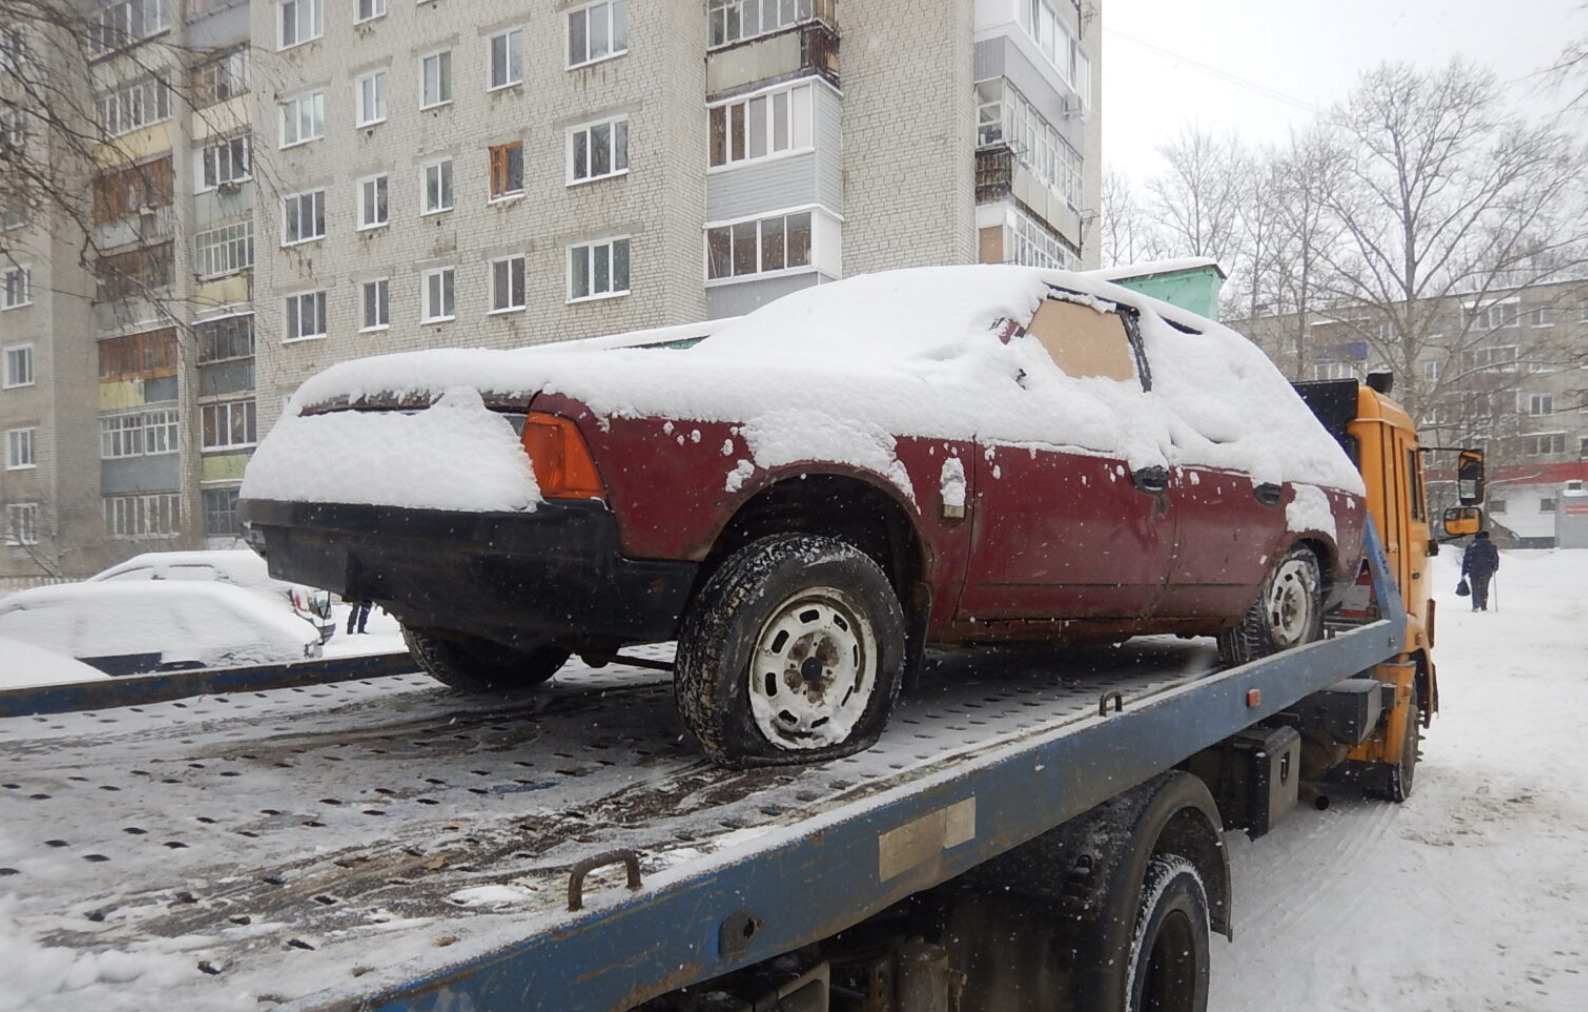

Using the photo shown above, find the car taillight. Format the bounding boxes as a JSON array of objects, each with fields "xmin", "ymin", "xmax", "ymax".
[{"xmin": 520, "ymin": 412, "xmax": 605, "ymax": 499}]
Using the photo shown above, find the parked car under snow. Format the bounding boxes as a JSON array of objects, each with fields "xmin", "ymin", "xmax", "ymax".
[
  {"xmin": 0, "ymin": 582, "xmax": 323, "ymax": 675},
  {"xmin": 88, "ymin": 549, "xmax": 336, "ymax": 642},
  {"xmin": 240, "ymin": 265, "xmax": 1366, "ymax": 766}
]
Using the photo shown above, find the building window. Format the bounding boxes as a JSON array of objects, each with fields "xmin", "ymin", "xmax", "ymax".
[
  {"xmin": 570, "ymin": 117, "xmax": 629, "ymax": 183},
  {"xmin": 707, "ymin": 211, "xmax": 812, "ymax": 280},
  {"xmin": 490, "ymin": 255, "xmax": 526, "ymax": 312},
  {"xmin": 1015, "ymin": 0, "xmax": 1083, "ymax": 89},
  {"xmin": 199, "ymin": 135, "xmax": 250, "ymax": 191},
  {"xmin": 93, "ymin": 159, "xmax": 174, "ymax": 223},
  {"xmin": 3, "ymin": 344, "xmax": 33, "ymax": 388},
  {"xmin": 489, "ymin": 142, "xmax": 525, "ymax": 199},
  {"xmin": 2, "ymin": 265, "xmax": 30, "ymax": 308},
  {"xmin": 194, "ymin": 221, "xmax": 254, "ymax": 278},
  {"xmin": 356, "ymin": 0, "xmax": 387, "ymax": 23},
  {"xmin": 1541, "ymin": 498, "xmax": 1557, "ymax": 513},
  {"xmin": 96, "ymin": 77, "xmax": 171, "ymax": 137},
  {"xmin": 977, "ymin": 81, "xmax": 1083, "ymax": 210},
  {"xmin": 708, "ymin": 0, "xmax": 819, "ymax": 48},
  {"xmin": 282, "ymin": 190, "xmax": 326, "ymax": 245},
  {"xmin": 96, "ymin": 243, "xmax": 174, "ymax": 302},
  {"xmin": 423, "ymin": 159, "xmax": 454, "ymax": 213},
  {"xmin": 490, "ymin": 29, "xmax": 524, "ymax": 89},
  {"xmin": 357, "ymin": 70, "xmax": 388, "ymax": 126},
  {"xmin": 5, "ymin": 503, "xmax": 38, "ymax": 545},
  {"xmin": 90, "ymin": 0, "xmax": 170, "ymax": 56},
  {"xmin": 1527, "ymin": 393, "xmax": 1554, "ymax": 416},
  {"xmin": 359, "ymin": 174, "xmax": 389, "ymax": 229},
  {"xmin": 1489, "ymin": 500, "xmax": 1507, "ymax": 515},
  {"xmin": 1467, "ymin": 299, "xmax": 1520, "ymax": 331},
  {"xmin": 1010, "ymin": 205, "xmax": 1077, "ymax": 269},
  {"xmin": 196, "ymin": 314, "xmax": 255, "ymax": 363},
  {"xmin": 1521, "ymin": 433, "xmax": 1567, "ymax": 456},
  {"xmin": 421, "ymin": 50, "xmax": 453, "ymax": 108},
  {"xmin": 1531, "ymin": 307, "xmax": 1553, "ymax": 327},
  {"xmin": 285, "ymin": 291, "xmax": 327, "ymax": 341},
  {"xmin": 569, "ymin": 238, "xmax": 630, "ymax": 301},
  {"xmin": 1581, "ymin": 437, "xmax": 1588, "ymax": 457},
  {"xmin": 568, "ymin": 0, "xmax": 628, "ymax": 68},
  {"xmin": 192, "ymin": 47, "xmax": 248, "ymax": 108},
  {"xmin": 2, "ymin": 194, "xmax": 27, "ymax": 231},
  {"xmin": 279, "ymin": 0, "xmax": 323, "ymax": 50},
  {"xmin": 105, "ymin": 493, "xmax": 180, "ymax": 539},
  {"xmin": 201, "ymin": 399, "xmax": 257, "ymax": 450},
  {"xmin": 0, "ymin": 25, "xmax": 24, "ymax": 72},
  {"xmin": 101, "ymin": 410, "xmax": 178, "ymax": 459},
  {"xmin": 280, "ymin": 92, "xmax": 325, "ymax": 147},
  {"xmin": 422, "ymin": 267, "xmax": 456, "ymax": 321},
  {"xmin": 203, "ymin": 488, "xmax": 240, "ymax": 537},
  {"xmin": 5, "ymin": 427, "xmax": 35, "ymax": 469},
  {"xmin": 98, "ymin": 329, "xmax": 176, "ymax": 381},
  {"xmin": 361, "ymin": 278, "xmax": 390, "ymax": 330},
  {"xmin": 1462, "ymin": 345, "xmax": 1518, "ymax": 373},
  {"xmin": 709, "ymin": 82, "xmax": 812, "ymax": 168}
]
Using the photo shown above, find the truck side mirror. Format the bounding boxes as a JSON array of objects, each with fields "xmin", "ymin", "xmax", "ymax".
[
  {"xmin": 1457, "ymin": 450, "xmax": 1485, "ymax": 506},
  {"xmin": 1443, "ymin": 506, "xmax": 1483, "ymax": 538}
]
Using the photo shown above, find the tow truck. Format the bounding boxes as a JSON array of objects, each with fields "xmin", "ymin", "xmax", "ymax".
[{"xmin": 0, "ymin": 377, "xmax": 1480, "ymax": 1012}]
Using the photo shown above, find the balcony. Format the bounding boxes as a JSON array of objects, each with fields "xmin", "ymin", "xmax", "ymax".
[
  {"xmin": 976, "ymin": 143, "xmax": 1083, "ymax": 248},
  {"xmin": 707, "ymin": 16, "xmax": 840, "ymax": 97}
]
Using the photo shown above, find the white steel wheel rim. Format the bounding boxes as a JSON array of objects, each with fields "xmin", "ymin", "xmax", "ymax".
[
  {"xmin": 1265, "ymin": 557, "xmax": 1318, "ymax": 648},
  {"xmin": 747, "ymin": 586, "xmax": 877, "ymax": 750}
]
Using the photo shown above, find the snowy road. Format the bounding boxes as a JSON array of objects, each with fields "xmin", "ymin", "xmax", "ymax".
[{"xmin": 1211, "ymin": 548, "xmax": 1588, "ymax": 1011}]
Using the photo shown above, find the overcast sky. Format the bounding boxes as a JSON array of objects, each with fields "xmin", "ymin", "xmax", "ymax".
[{"xmin": 1101, "ymin": 0, "xmax": 1587, "ymax": 178}]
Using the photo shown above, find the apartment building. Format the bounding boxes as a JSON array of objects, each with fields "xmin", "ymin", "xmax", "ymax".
[
  {"xmin": 1238, "ymin": 280, "xmax": 1588, "ymax": 546},
  {"xmin": 0, "ymin": 0, "xmax": 1100, "ymax": 584}
]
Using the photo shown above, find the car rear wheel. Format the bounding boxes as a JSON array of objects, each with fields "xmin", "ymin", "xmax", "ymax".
[
  {"xmin": 402, "ymin": 626, "xmax": 571, "ymax": 692},
  {"xmin": 1217, "ymin": 545, "xmax": 1323, "ymax": 666},
  {"xmin": 675, "ymin": 534, "xmax": 906, "ymax": 767}
]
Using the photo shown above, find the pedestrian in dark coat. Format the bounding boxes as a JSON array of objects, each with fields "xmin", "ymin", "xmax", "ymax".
[
  {"xmin": 1461, "ymin": 531, "xmax": 1500, "ymax": 611},
  {"xmin": 346, "ymin": 598, "xmax": 373, "ymax": 634}
]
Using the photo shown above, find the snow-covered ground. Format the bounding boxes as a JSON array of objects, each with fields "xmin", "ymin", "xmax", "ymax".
[{"xmin": 1211, "ymin": 547, "xmax": 1588, "ymax": 1010}]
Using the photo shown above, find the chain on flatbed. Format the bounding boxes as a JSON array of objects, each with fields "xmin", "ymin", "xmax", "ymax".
[{"xmin": 1, "ymin": 638, "xmax": 1215, "ymax": 1011}]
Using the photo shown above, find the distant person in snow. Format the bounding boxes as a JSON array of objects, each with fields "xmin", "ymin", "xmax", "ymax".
[
  {"xmin": 346, "ymin": 598, "xmax": 372, "ymax": 634},
  {"xmin": 1461, "ymin": 531, "xmax": 1500, "ymax": 611}
]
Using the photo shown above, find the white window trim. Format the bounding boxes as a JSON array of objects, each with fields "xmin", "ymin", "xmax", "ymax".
[
  {"xmin": 707, "ymin": 79, "xmax": 816, "ymax": 173},
  {"xmin": 2, "ymin": 343, "xmax": 34, "ymax": 388},
  {"xmin": 283, "ymin": 290, "xmax": 328, "ymax": 343},
  {"xmin": 355, "ymin": 0, "xmax": 387, "ymax": 24},
  {"xmin": 488, "ymin": 28, "xmax": 525, "ymax": 91},
  {"xmin": 281, "ymin": 189, "xmax": 327, "ymax": 247},
  {"xmin": 357, "ymin": 174, "xmax": 389, "ymax": 231},
  {"xmin": 356, "ymin": 69, "xmax": 388, "ymax": 127},
  {"xmin": 567, "ymin": 236, "xmax": 632, "ymax": 303},
  {"xmin": 200, "ymin": 398, "xmax": 257, "ymax": 451},
  {"xmin": 360, "ymin": 277, "xmax": 391, "ymax": 332},
  {"xmin": 278, "ymin": 0, "xmax": 324, "ymax": 52},
  {"xmin": 566, "ymin": 115, "xmax": 631, "ymax": 186},
  {"xmin": 279, "ymin": 91, "xmax": 325, "ymax": 149},
  {"xmin": 567, "ymin": 0, "xmax": 629, "ymax": 69},
  {"xmin": 5, "ymin": 427, "xmax": 36, "ymax": 470},
  {"xmin": 421, "ymin": 266, "xmax": 456, "ymax": 322},
  {"xmin": 2, "ymin": 264, "xmax": 31, "ymax": 309},
  {"xmin": 197, "ymin": 134, "xmax": 251, "ymax": 193},
  {"xmin": 420, "ymin": 49, "xmax": 453, "ymax": 110},
  {"xmin": 5, "ymin": 502, "xmax": 39, "ymax": 546},
  {"xmin": 421, "ymin": 159, "xmax": 454, "ymax": 215},
  {"xmin": 489, "ymin": 255, "xmax": 527, "ymax": 314},
  {"xmin": 704, "ymin": 207, "xmax": 820, "ymax": 285}
]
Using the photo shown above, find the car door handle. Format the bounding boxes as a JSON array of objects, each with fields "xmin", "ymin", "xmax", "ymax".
[
  {"xmin": 1254, "ymin": 483, "xmax": 1283, "ymax": 507},
  {"xmin": 1132, "ymin": 466, "xmax": 1169, "ymax": 495}
]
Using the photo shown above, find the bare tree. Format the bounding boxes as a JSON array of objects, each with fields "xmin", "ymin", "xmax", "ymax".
[
  {"xmin": 1098, "ymin": 166, "xmax": 1166, "ymax": 267},
  {"xmin": 1145, "ymin": 126, "xmax": 1251, "ymax": 272},
  {"xmin": 1316, "ymin": 59, "xmax": 1588, "ymax": 431}
]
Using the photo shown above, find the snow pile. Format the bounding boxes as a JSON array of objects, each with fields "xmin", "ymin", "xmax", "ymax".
[
  {"xmin": 243, "ymin": 265, "xmax": 1362, "ymax": 512},
  {"xmin": 0, "ymin": 897, "xmax": 202, "ymax": 1012},
  {"xmin": 0, "ymin": 637, "xmax": 110, "ymax": 689},
  {"xmin": 1285, "ymin": 484, "xmax": 1338, "ymax": 541}
]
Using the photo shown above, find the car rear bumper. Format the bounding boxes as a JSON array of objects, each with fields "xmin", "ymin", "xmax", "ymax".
[{"xmin": 239, "ymin": 499, "xmax": 698, "ymax": 650}]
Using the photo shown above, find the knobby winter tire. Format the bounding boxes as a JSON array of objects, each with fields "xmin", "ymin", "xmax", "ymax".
[
  {"xmin": 402, "ymin": 626, "xmax": 571, "ymax": 692},
  {"xmin": 675, "ymin": 534, "xmax": 906, "ymax": 768},
  {"xmin": 1217, "ymin": 544, "xmax": 1323, "ymax": 666}
]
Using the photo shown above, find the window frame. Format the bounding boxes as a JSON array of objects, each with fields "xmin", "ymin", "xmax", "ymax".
[
  {"xmin": 568, "ymin": 236, "xmax": 631, "ymax": 302},
  {"xmin": 5, "ymin": 502, "xmax": 38, "ymax": 546},
  {"xmin": 199, "ymin": 134, "xmax": 251, "ymax": 191},
  {"xmin": 200, "ymin": 398, "xmax": 258, "ymax": 451},
  {"xmin": 2, "ymin": 264, "xmax": 31, "ymax": 309},
  {"xmin": 421, "ymin": 266, "xmax": 457, "ymax": 322},
  {"xmin": 356, "ymin": 69, "xmax": 389, "ymax": 127},
  {"xmin": 361, "ymin": 277, "xmax": 391, "ymax": 331},
  {"xmin": 356, "ymin": 0, "xmax": 387, "ymax": 24},
  {"xmin": 279, "ymin": 0, "xmax": 323, "ymax": 51},
  {"xmin": 708, "ymin": 81, "xmax": 813, "ymax": 170},
  {"xmin": 281, "ymin": 189, "xmax": 327, "ymax": 246},
  {"xmin": 489, "ymin": 28, "xmax": 524, "ymax": 90},
  {"xmin": 567, "ymin": 0, "xmax": 629, "ymax": 69},
  {"xmin": 2, "ymin": 343, "xmax": 33, "ymax": 388},
  {"xmin": 104, "ymin": 492, "xmax": 181, "ymax": 539},
  {"xmin": 489, "ymin": 142, "xmax": 525, "ymax": 200},
  {"xmin": 193, "ymin": 220, "xmax": 254, "ymax": 279},
  {"xmin": 279, "ymin": 91, "xmax": 325, "ymax": 148},
  {"xmin": 568, "ymin": 115, "xmax": 630, "ymax": 185},
  {"xmin": 705, "ymin": 209, "xmax": 814, "ymax": 282},
  {"xmin": 284, "ymin": 290, "xmax": 328, "ymax": 342},
  {"xmin": 5, "ymin": 426, "xmax": 36, "ymax": 470},
  {"xmin": 422, "ymin": 158, "xmax": 455, "ymax": 214},
  {"xmin": 420, "ymin": 49, "xmax": 454, "ymax": 109},
  {"xmin": 490, "ymin": 255, "xmax": 526, "ymax": 313},
  {"xmin": 358, "ymin": 174, "xmax": 390, "ymax": 230}
]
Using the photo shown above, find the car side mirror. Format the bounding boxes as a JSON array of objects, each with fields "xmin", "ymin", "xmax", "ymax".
[{"xmin": 1443, "ymin": 506, "xmax": 1483, "ymax": 538}]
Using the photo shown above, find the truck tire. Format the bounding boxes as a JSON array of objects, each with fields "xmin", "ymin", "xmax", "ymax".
[
  {"xmin": 1217, "ymin": 545, "xmax": 1323, "ymax": 666},
  {"xmin": 675, "ymin": 534, "xmax": 906, "ymax": 767},
  {"xmin": 1123, "ymin": 855, "xmax": 1211, "ymax": 1012},
  {"xmin": 402, "ymin": 626, "xmax": 571, "ymax": 692},
  {"xmin": 1368, "ymin": 686, "xmax": 1422, "ymax": 803}
]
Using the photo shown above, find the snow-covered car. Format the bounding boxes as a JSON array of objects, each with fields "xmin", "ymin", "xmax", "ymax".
[
  {"xmin": 0, "ymin": 636, "xmax": 114, "ymax": 689},
  {"xmin": 240, "ymin": 265, "xmax": 1366, "ymax": 766},
  {"xmin": 0, "ymin": 582, "xmax": 323, "ymax": 675},
  {"xmin": 88, "ymin": 549, "xmax": 336, "ymax": 642}
]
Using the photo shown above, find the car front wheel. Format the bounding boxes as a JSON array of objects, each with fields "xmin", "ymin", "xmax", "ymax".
[
  {"xmin": 402, "ymin": 626, "xmax": 571, "ymax": 692},
  {"xmin": 1217, "ymin": 545, "xmax": 1323, "ymax": 666},
  {"xmin": 675, "ymin": 534, "xmax": 906, "ymax": 767}
]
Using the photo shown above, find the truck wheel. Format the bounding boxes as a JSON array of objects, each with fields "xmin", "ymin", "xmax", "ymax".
[
  {"xmin": 402, "ymin": 626, "xmax": 571, "ymax": 692},
  {"xmin": 675, "ymin": 534, "xmax": 906, "ymax": 767},
  {"xmin": 1217, "ymin": 545, "xmax": 1322, "ymax": 666},
  {"xmin": 1124, "ymin": 855, "xmax": 1211, "ymax": 1012},
  {"xmin": 1369, "ymin": 687, "xmax": 1422, "ymax": 803}
]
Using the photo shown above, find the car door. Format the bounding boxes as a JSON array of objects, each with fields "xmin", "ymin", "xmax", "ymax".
[
  {"xmin": 957, "ymin": 296, "xmax": 1177, "ymax": 622},
  {"xmin": 1152, "ymin": 465, "xmax": 1289, "ymax": 618}
]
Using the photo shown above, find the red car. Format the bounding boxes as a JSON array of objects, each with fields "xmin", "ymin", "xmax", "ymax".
[{"xmin": 241, "ymin": 266, "xmax": 1365, "ymax": 766}]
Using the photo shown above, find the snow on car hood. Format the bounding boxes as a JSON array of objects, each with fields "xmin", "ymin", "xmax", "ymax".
[{"xmin": 242, "ymin": 266, "xmax": 1364, "ymax": 512}]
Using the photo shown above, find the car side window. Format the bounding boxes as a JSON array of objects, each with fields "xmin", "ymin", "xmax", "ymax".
[{"xmin": 1025, "ymin": 297, "xmax": 1145, "ymax": 389}]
